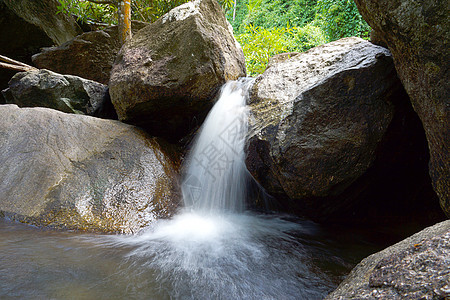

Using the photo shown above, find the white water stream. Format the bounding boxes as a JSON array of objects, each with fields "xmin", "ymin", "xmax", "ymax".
[
  {"xmin": 182, "ymin": 78, "xmax": 253, "ymax": 212},
  {"xmin": 106, "ymin": 79, "xmax": 337, "ymax": 298},
  {"xmin": 0, "ymin": 80, "xmax": 375, "ymax": 299}
]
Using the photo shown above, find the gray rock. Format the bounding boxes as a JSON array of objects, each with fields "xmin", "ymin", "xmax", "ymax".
[
  {"xmin": 32, "ymin": 21, "xmax": 149, "ymax": 84},
  {"xmin": 353, "ymin": 0, "xmax": 450, "ymax": 217},
  {"xmin": 246, "ymin": 37, "xmax": 398, "ymax": 218},
  {"xmin": 0, "ymin": 1, "xmax": 53, "ymax": 91},
  {"xmin": 109, "ymin": 0, "xmax": 246, "ymax": 142},
  {"xmin": 2, "ymin": 69, "xmax": 110, "ymax": 116},
  {"xmin": 0, "ymin": 105, "xmax": 180, "ymax": 233},
  {"xmin": 1, "ymin": 0, "xmax": 81, "ymax": 46},
  {"xmin": 326, "ymin": 220, "xmax": 450, "ymax": 299}
]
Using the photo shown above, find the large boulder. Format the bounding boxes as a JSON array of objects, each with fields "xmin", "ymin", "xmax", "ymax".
[
  {"xmin": 0, "ymin": 2, "xmax": 50, "ymax": 91},
  {"xmin": 0, "ymin": 105, "xmax": 180, "ymax": 233},
  {"xmin": 353, "ymin": 0, "xmax": 450, "ymax": 217},
  {"xmin": 2, "ymin": 69, "xmax": 116, "ymax": 118},
  {"xmin": 1, "ymin": 0, "xmax": 81, "ymax": 46},
  {"xmin": 109, "ymin": 0, "xmax": 246, "ymax": 142},
  {"xmin": 32, "ymin": 21, "xmax": 149, "ymax": 85},
  {"xmin": 0, "ymin": 0, "xmax": 81, "ymax": 91},
  {"xmin": 246, "ymin": 37, "xmax": 398, "ymax": 219},
  {"xmin": 326, "ymin": 220, "xmax": 450, "ymax": 299}
]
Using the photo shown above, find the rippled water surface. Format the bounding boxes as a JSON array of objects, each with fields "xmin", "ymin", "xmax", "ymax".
[{"xmin": 0, "ymin": 211, "xmax": 394, "ymax": 300}]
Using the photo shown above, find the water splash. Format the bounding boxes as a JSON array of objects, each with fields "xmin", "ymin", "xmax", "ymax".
[{"xmin": 181, "ymin": 78, "xmax": 254, "ymax": 213}]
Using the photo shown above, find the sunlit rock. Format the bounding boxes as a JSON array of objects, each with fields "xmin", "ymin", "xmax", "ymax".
[
  {"xmin": 0, "ymin": 105, "xmax": 180, "ymax": 233},
  {"xmin": 246, "ymin": 37, "xmax": 398, "ymax": 219},
  {"xmin": 109, "ymin": 0, "xmax": 246, "ymax": 142}
]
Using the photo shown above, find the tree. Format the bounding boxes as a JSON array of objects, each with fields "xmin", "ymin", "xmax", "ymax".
[
  {"xmin": 118, "ymin": 0, "xmax": 132, "ymax": 44},
  {"xmin": 57, "ymin": 0, "xmax": 132, "ymax": 44}
]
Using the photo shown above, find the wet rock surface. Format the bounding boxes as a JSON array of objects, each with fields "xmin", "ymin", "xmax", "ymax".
[
  {"xmin": 246, "ymin": 37, "xmax": 398, "ymax": 218},
  {"xmin": 2, "ymin": 69, "xmax": 114, "ymax": 118},
  {"xmin": 32, "ymin": 21, "xmax": 148, "ymax": 85},
  {"xmin": 109, "ymin": 0, "xmax": 246, "ymax": 142},
  {"xmin": 353, "ymin": 0, "xmax": 450, "ymax": 217},
  {"xmin": 0, "ymin": 105, "xmax": 180, "ymax": 233},
  {"xmin": 327, "ymin": 220, "xmax": 450, "ymax": 299}
]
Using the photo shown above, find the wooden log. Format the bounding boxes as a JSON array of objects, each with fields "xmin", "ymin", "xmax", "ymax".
[
  {"xmin": 0, "ymin": 55, "xmax": 35, "ymax": 69},
  {"xmin": 0, "ymin": 62, "xmax": 36, "ymax": 72}
]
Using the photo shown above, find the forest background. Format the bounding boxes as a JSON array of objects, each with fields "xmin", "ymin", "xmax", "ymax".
[{"xmin": 57, "ymin": 0, "xmax": 370, "ymax": 75}]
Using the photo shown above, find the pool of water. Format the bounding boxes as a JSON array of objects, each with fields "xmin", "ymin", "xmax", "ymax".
[{"xmin": 0, "ymin": 210, "xmax": 398, "ymax": 300}]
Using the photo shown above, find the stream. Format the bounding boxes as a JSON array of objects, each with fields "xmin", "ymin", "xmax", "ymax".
[{"xmin": 0, "ymin": 79, "xmax": 420, "ymax": 299}]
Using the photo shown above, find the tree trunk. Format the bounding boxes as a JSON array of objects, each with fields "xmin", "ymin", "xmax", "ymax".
[{"xmin": 118, "ymin": 0, "xmax": 132, "ymax": 45}]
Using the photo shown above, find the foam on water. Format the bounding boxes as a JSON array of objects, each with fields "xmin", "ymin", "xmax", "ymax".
[
  {"xmin": 0, "ymin": 80, "xmax": 385, "ymax": 299},
  {"xmin": 100, "ymin": 79, "xmax": 334, "ymax": 298}
]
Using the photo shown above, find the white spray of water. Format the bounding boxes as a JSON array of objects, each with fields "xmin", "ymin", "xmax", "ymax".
[
  {"xmin": 97, "ymin": 79, "xmax": 333, "ymax": 298},
  {"xmin": 181, "ymin": 78, "xmax": 254, "ymax": 213}
]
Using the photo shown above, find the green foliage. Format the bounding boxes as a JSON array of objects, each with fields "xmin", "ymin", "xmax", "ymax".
[
  {"xmin": 57, "ymin": 0, "xmax": 371, "ymax": 77},
  {"xmin": 315, "ymin": 0, "xmax": 369, "ymax": 40},
  {"xmin": 130, "ymin": 0, "xmax": 191, "ymax": 23},
  {"xmin": 57, "ymin": 0, "xmax": 233, "ymax": 25},
  {"xmin": 236, "ymin": 24, "xmax": 326, "ymax": 75},
  {"xmin": 229, "ymin": 0, "xmax": 370, "ymax": 75},
  {"xmin": 57, "ymin": 0, "xmax": 117, "ymax": 25},
  {"xmin": 243, "ymin": 0, "xmax": 317, "ymax": 30}
]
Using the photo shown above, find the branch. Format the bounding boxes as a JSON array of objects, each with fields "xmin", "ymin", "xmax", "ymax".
[
  {"xmin": 0, "ymin": 62, "xmax": 37, "ymax": 72},
  {"xmin": 0, "ymin": 55, "xmax": 35, "ymax": 69},
  {"xmin": 85, "ymin": 0, "xmax": 118, "ymax": 7}
]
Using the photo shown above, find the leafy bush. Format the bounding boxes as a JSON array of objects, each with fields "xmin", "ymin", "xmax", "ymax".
[
  {"xmin": 236, "ymin": 24, "xmax": 326, "ymax": 75},
  {"xmin": 57, "ymin": 0, "xmax": 117, "ymax": 25},
  {"xmin": 57, "ymin": 0, "xmax": 234, "ymax": 25},
  {"xmin": 242, "ymin": 0, "xmax": 317, "ymax": 30},
  {"xmin": 315, "ymin": 0, "xmax": 370, "ymax": 40}
]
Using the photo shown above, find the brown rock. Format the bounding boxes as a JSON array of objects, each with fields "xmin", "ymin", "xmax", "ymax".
[
  {"xmin": 32, "ymin": 21, "xmax": 148, "ymax": 85},
  {"xmin": 109, "ymin": 0, "xmax": 246, "ymax": 142},
  {"xmin": 246, "ymin": 38, "xmax": 397, "ymax": 219}
]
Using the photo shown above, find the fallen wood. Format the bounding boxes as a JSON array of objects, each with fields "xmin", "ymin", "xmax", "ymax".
[
  {"xmin": 0, "ymin": 54, "xmax": 36, "ymax": 69},
  {"xmin": 0, "ymin": 62, "xmax": 36, "ymax": 72}
]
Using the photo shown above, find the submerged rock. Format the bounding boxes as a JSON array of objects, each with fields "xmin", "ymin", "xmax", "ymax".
[
  {"xmin": 0, "ymin": 105, "xmax": 180, "ymax": 233},
  {"xmin": 353, "ymin": 0, "xmax": 450, "ymax": 217},
  {"xmin": 246, "ymin": 37, "xmax": 398, "ymax": 218},
  {"xmin": 32, "ymin": 21, "xmax": 148, "ymax": 84},
  {"xmin": 109, "ymin": 0, "xmax": 246, "ymax": 142},
  {"xmin": 2, "ymin": 69, "xmax": 115, "ymax": 118},
  {"xmin": 326, "ymin": 220, "xmax": 450, "ymax": 299}
]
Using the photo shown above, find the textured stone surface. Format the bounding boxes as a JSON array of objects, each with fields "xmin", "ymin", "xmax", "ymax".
[
  {"xmin": 32, "ymin": 21, "xmax": 148, "ymax": 84},
  {"xmin": 1, "ymin": 0, "xmax": 81, "ymax": 45},
  {"xmin": 0, "ymin": 1, "xmax": 53, "ymax": 91},
  {"xmin": 353, "ymin": 0, "xmax": 450, "ymax": 217},
  {"xmin": 246, "ymin": 37, "xmax": 397, "ymax": 218},
  {"xmin": 0, "ymin": 105, "xmax": 180, "ymax": 233},
  {"xmin": 326, "ymin": 220, "xmax": 450, "ymax": 299},
  {"xmin": 109, "ymin": 0, "xmax": 246, "ymax": 142},
  {"xmin": 2, "ymin": 69, "xmax": 112, "ymax": 117}
]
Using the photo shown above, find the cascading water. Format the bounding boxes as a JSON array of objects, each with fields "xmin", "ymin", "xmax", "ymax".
[
  {"xmin": 182, "ymin": 78, "xmax": 253, "ymax": 213},
  {"xmin": 0, "ymin": 79, "xmax": 372, "ymax": 300}
]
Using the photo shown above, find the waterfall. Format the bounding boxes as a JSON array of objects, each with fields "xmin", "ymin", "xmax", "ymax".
[{"xmin": 181, "ymin": 78, "xmax": 254, "ymax": 213}]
